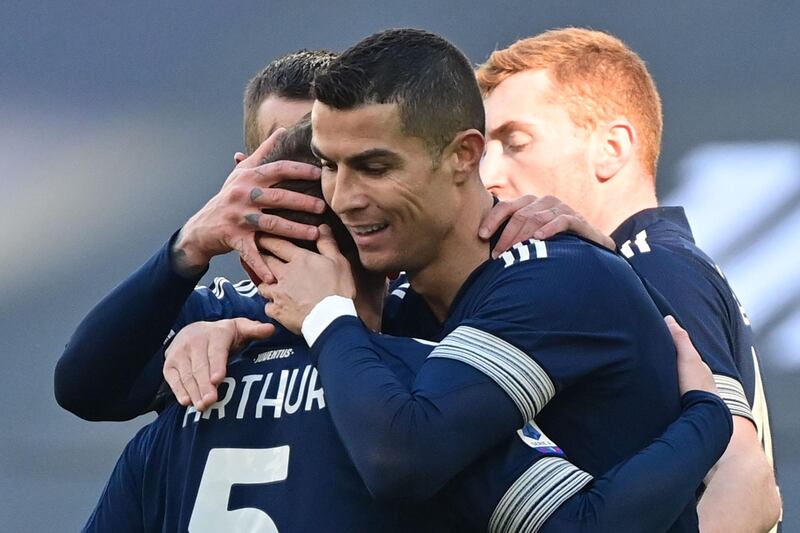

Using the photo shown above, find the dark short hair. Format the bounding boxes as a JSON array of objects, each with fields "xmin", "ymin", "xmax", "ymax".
[
  {"xmin": 260, "ymin": 118, "xmax": 356, "ymax": 258},
  {"xmin": 312, "ymin": 28, "xmax": 484, "ymax": 159},
  {"xmin": 244, "ymin": 50, "xmax": 338, "ymax": 153}
]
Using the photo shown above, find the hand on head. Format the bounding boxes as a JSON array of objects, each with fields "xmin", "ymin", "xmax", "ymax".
[{"xmin": 175, "ymin": 127, "xmax": 323, "ymax": 282}]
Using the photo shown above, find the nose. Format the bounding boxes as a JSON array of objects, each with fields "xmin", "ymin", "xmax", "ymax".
[
  {"xmin": 479, "ymin": 140, "xmax": 508, "ymax": 193},
  {"xmin": 325, "ymin": 166, "xmax": 369, "ymax": 216}
]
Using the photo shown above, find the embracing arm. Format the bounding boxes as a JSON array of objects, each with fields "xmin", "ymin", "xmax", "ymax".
[
  {"xmin": 304, "ymin": 302, "xmax": 521, "ymax": 501},
  {"xmin": 697, "ymin": 416, "xmax": 781, "ymax": 533},
  {"xmin": 509, "ymin": 317, "xmax": 733, "ymax": 532},
  {"xmin": 55, "ymin": 132, "xmax": 322, "ymax": 421},
  {"xmin": 529, "ymin": 390, "xmax": 732, "ymax": 533},
  {"xmin": 54, "ymin": 235, "xmax": 205, "ymax": 421}
]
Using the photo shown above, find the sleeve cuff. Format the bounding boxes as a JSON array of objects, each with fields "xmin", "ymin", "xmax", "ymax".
[{"xmin": 301, "ymin": 295, "xmax": 357, "ymax": 347}]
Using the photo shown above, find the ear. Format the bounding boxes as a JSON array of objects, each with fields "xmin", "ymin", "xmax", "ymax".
[
  {"xmin": 446, "ymin": 129, "xmax": 485, "ymax": 185},
  {"xmin": 593, "ymin": 119, "xmax": 634, "ymax": 181}
]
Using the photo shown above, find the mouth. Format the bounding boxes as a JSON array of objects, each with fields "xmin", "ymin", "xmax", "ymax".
[
  {"xmin": 347, "ymin": 223, "xmax": 390, "ymax": 247},
  {"xmin": 349, "ymin": 223, "xmax": 388, "ymax": 236}
]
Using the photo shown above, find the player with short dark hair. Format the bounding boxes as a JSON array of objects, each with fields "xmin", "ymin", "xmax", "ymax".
[
  {"xmin": 54, "ymin": 51, "xmax": 331, "ymax": 421},
  {"xmin": 259, "ymin": 28, "xmax": 729, "ymax": 531},
  {"xmin": 59, "ymin": 38, "xmax": 730, "ymax": 532},
  {"xmin": 243, "ymin": 50, "xmax": 337, "ymax": 154},
  {"xmin": 82, "ymin": 118, "xmax": 731, "ymax": 533}
]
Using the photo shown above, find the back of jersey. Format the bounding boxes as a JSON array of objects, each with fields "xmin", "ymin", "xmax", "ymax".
[{"xmin": 84, "ymin": 333, "xmax": 449, "ymax": 532}]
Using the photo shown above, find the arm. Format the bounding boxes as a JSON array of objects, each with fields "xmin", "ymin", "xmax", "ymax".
[
  {"xmin": 625, "ymin": 250, "xmax": 781, "ymax": 531},
  {"xmin": 530, "ymin": 391, "xmax": 732, "ymax": 533},
  {"xmin": 698, "ymin": 416, "xmax": 781, "ymax": 533},
  {"xmin": 55, "ymin": 236, "xmax": 204, "ymax": 420},
  {"xmin": 260, "ymin": 235, "xmax": 638, "ymax": 501},
  {"xmin": 308, "ymin": 311, "xmax": 522, "ymax": 501},
  {"xmin": 55, "ymin": 134, "xmax": 321, "ymax": 420},
  {"xmin": 491, "ymin": 316, "xmax": 732, "ymax": 532}
]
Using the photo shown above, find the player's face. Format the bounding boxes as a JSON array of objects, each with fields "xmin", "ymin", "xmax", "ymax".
[
  {"xmin": 481, "ymin": 69, "xmax": 594, "ymax": 207},
  {"xmin": 311, "ymin": 101, "xmax": 458, "ymax": 275},
  {"xmin": 257, "ymin": 96, "xmax": 314, "ymax": 139}
]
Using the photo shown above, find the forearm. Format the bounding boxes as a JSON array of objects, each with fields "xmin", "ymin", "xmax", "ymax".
[
  {"xmin": 55, "ymin": 233, "xmax": 204, "ymax": 420},
  {"xmin": 698, "ymin": 418, "xmax": 781, "ymax": 533},
  {"xmin": 309, "ymin": 313, "xmax": 520, "ymax": 501},
  {"xmin": 533, "ymin": 391, "xmax": 733, "ymax": 533}
]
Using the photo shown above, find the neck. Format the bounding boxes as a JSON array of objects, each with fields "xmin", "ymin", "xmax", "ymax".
[
  {"xmin": 351, "ymin": 266, "xmax": 386, "ymax": 332},
  {"xmin": 409, "ymin": 180, "xmax": 494, "ymax": 322},
  {"xmin": 592, "ymin": 171, "xmax": 659, "ymax": 235}
]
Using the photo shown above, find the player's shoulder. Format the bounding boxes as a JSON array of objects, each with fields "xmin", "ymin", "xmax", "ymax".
[
  {"xmin": 484, "ymin": 234, "xmax": 632, "ymax": 293},
  {"xmin": 613, "ymin": 206, "xmax": 726, "ymax": 284},
  {"xmin": 187, "ymin": 276, "xmax": 267, "ymax": 321},
  {"xmin": 494, "ymin": 233, "xmax": 622, "ymax": 270},
  {"xmin": 463, "ymin": 234, "xmax": 639, "ymax": 322},
  {"xmin": 618, "ymin": 215, "xmax": 739, "ymax": 308}
]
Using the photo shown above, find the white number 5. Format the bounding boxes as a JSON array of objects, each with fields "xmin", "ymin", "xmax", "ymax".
[{"xmin": 189, "ymin": 446, "xmax": 290, "ymax": 532}]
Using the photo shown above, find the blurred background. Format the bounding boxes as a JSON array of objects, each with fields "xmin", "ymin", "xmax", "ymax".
[{"xmin": 1, "ymin": 1, "xmax": 797, "ymax": 530}]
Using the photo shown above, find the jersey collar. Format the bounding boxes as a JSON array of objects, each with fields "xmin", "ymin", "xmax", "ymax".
[{"xmin": 610, "ymin": 206, "xmax": 695, "ymax": 247}]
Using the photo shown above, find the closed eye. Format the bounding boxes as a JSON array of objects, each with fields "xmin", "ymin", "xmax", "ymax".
[{"xmin": 505, "ymin": 131, "xmax": 533, "ymax": 152}]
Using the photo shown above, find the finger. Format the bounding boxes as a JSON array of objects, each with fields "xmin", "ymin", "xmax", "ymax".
[
  {"xmin": 234, "ymin": 152, "xmax": 246, "ymax": 165},
  {"xmin": 245, "ymin": 212, "xmax": 319, "ymax": 241},
  {"xmin": 264, "ymin": 255, "xmax": 288, "ymax": 279},
  {"xmin": 190, "ymin": 342, "xmax": 218, "ymax": 410},
  {"xmin": 258, "ymin": 235, "xmax": 307, "ymax": 262},
  {"xmin": 315, "ymin": 224, "xmax": 344, "ymax": 259},
  {"xmin": 533, "ymin": 214, "xmax": 572, "ymax": 240},
  {"xmin": 258, "ymin": 283, "xmax": 276, "ymax": 302},
  {"xmin": 163, "ymin": 364, "xmax": 191, "ymax": 406},
  {"xmin": 239, "ymin": 128, "xmax": 286, "ymax": 169},
  {"xmin": 665, "ymin": 315, "xmax": 697, "ymax": 362},
  {"xmin": 250, "ymin": 187, "xmax": 326, "ymax": 213},
  {"xmin": 492, "ymin": 208, "xmax": 542, "ymax": 257},
  {"xmin": 250, "ymin": 159, "xmax": 322, "ymax": 185},
  {"xmin": 479, "ymin": 195, "xmax": 538, "ymax": 239},
  {"xmin": 236, "ymin": 236, "xmax": 275, "ymax": 284},
  {"xmin": 206, "ymin": 333, "xmax": 231, "ymax": 385},
  {"xmin": 176, "ymin": 354, "xmax": 205, "ymax": 410},
  {"xmin": 233, "ymin": 317, "xmax": 276, "ymax": 344}
]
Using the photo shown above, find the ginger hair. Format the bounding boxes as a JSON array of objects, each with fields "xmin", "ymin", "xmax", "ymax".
[{"xmin": 477, "ymin": 28, "xmax": 663, "ymax": 177}]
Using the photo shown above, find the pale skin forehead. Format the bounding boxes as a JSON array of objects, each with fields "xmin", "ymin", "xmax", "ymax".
[
  {"xmin": 257, "ymin": 96, "xmax": 313, "ymax": 139},
  {"xmin": 483, "ymin": 69, "xmax": 567, "ymax": 132}
]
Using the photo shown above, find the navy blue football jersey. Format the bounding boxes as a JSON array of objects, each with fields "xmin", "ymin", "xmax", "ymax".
[
  {"xmin": 83, "ymin": 326, "xmax": 453, "ymax": 532},
  {"xmin": 611, "ymin": 208, "xmax": 775, "ymax": 469},
  {"xmin": 308, "ymin": 234, "xmax": 699, "ymax": 531},
  {"xmin": 75, "ymin": 235, "xmax": 731, "ymax": 532}
]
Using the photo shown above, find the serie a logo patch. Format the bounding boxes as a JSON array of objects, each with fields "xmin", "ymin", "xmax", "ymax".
[{"xmin": 517, "ymin": 420, "xmax": 565, "ymax": 456}]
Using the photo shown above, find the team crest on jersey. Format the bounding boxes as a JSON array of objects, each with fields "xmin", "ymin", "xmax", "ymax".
[
  {"xmin": 252, "ymin": 348, "xmax": 295, "ymax": 363},
  {"xmin": 517, "ymin": 421, "xmax": 564, "ymax": 456}
]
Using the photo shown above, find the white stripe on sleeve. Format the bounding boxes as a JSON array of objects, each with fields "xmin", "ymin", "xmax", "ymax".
[
  {"xmin": 427, "ymin": 325, "xmax": 555, "ymax": 422},
  {"xmin": 489, "ymin": 456, "xmax": 593, "ymax": 533}
]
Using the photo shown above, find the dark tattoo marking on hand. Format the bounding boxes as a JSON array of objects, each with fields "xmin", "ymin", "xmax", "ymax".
[
  {"xmin": 245, "ymin": 213, "xmax": 261, "ymax": 227},
  {"xmin": 250, "ymin": 187, "xmax": 263, "ymax": 202}
]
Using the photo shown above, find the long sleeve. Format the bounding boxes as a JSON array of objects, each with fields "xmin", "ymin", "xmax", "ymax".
[
  {"xmin": 54, "ymin": 233, "xmax": 204, "ymax": 421},
  {"xmin": 533, "ymin": 391, "xmax": 733, "ymax": 533},
  {"xmin": 309, "ymin": 314, "xmax": 523, "ymax": 501}
]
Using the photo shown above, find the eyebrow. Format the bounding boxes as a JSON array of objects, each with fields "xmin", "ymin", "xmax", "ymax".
[
  {"xmin": 311, "ymin": 144, "xmax": 402, "ymax": 167},
  {"xmin": 487, "ymin": 120, "xmax": 536, "ymax": 139}
]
